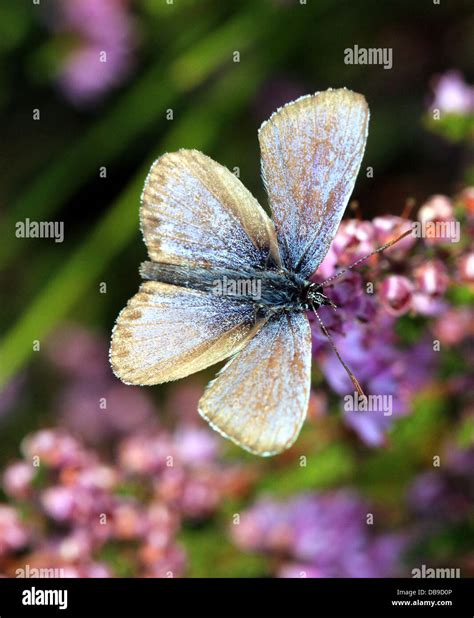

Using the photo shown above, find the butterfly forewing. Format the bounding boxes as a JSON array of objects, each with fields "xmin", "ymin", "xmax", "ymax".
[
  {"xmin": 110, "ymin": 281, "xmax": 265, "ymax": 385},
  {"xmin": 198, "ymin": 312, "xmax": 312, "ymax": 456},
  {"xmin": 258, "ymin": 88, "xmax": 369, "ymax": 278},
  {"xmin": 141, "ymin": 149, "xmax": 281, "ymax": 270}
]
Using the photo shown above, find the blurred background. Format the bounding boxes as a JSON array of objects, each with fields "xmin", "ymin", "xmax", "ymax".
[{"xmin": 0, "ymin": 0, "xmax": 473, "ymax": 578}]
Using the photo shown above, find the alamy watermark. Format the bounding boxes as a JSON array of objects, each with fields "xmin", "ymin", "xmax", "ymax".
[
  {"xmin": 411, "ymin": 220, "xmax": 460, "ymax": 243},
  {"xmin": 213, "ymin": 275, "xmax": 261, "ymax": 300},
  {"xmin": 15, "ymin": 218, "xmax": 64, "ymax": 243},
  {"xmin": 344, "ymin": 45, "xmax": 392, "ymax": 70},
  {"xmin": 22, "ymin": 587, "xmax": 68, "ymax": 610},
  {"xmin": 344, "ymin": 392, "xmax": 393, "ymax": 416},
  {"xmin": 16, "ymin": 565, "xmax": 66, "ymax": 578},
  {"xmin": 412, "ymin": 564, "xmax": 460, "ymax": 578}
]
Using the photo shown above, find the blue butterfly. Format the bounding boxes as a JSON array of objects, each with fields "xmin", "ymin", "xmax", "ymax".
[{"xmin": 111, "ymin": 88, "xmax": 392, "ymax": 456}]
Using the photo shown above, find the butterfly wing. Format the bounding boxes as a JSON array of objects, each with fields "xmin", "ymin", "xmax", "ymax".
[
  {"xmin": 110, "ymin": 281, "xmax": 264, "ymax": 385},
  {"xmin": 198, "ymin": 312, "xmax": 312, "ymax": 456},
  {"xmin": 259, "ymin": 88, "xmax": 369, "ymax": 278},
  {"xmin": 112, "ymin": 149, "xmax": 282, "ymax": 385},
  {"xmin": 141, "ymin": 149, "xmax": 281, "ymax": 270}
]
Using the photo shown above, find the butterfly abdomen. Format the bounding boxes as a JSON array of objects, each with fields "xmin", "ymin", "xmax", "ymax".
[{"xmin": 139, "ymin": 261, "xmax": 310, "ymax": 314}]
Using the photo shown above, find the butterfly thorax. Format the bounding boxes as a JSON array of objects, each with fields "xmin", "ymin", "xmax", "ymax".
[{"xmin": 140, "ymin": 261, "xmax": 331, "ymax": 317}]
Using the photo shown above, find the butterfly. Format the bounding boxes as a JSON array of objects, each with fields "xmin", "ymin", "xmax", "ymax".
[{"xmin": 110, "ymin": 88, "xmax": 404, "ymax": 457}]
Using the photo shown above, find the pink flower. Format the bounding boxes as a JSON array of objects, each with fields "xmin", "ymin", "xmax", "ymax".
[
  {"xmin": 41, "ymin": 486, "xmax": 77, "ymax": 522},
  {"xmin": 21, "ymin": 430, "xmax": 89, "ymax": 469},
  {"xmin": 144, "ymin": 545, "xmax": 186, "ymax": 578},
  {"xmin": 173, "ymin": 427, "xmax": 219, "ymax": 465},
  {"xmin": 118, "ymin": 434, "xmax": 176, "ymax": 475},
  {"xmin": 432, "ymin": 308, "xmax": 474, "ymax": 345},
  {"xmin": 0, "ymin": 506, "xmax": 29, "ymax": 556},
  {"xmin": 458, "ymin": 253, "xmax": 474, "ymax": 283},
  {"xmin": 112, "ymin": 501, "xmax": 148, "ymax": 540},
  {"xmin": 51, "ymin": 0, "xmax": 136, "ymax": 106},
  {"xmin": 57, "ymin": 529, "xmax": 92, "ymax": 562},
  {"xmin": 379, "ymin": 275, "xmax": 414, "ymax": 316},
  {"xmin": 3, "ymin": 461, "xmax": 35, "ymax": 499},
  {"xmin": 330, "ymin": 220, "xmax": 376, "ymax": 265},
  {"xmin": 414, "ymin": 260, "xmax": 449, "ymax": 296},
  {"xmin": 45, "ymin": 326, "xmax": 109, "ymax": 381},
  {"xmin": 431, "ymin": 70, "xmax": 474, "ymax": 114}
]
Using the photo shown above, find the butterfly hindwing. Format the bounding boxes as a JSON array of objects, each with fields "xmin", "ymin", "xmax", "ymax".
[
  {"xmin": 259, "ymin": 88, "xmax": 369, "ymax": 278},
  {"xmin": 110, "ymin": 281, "xmax": 264, "ymax": 385},
  {"xmin": 198, "ymin": 312, "xmax": 312, "ymax": 456}
]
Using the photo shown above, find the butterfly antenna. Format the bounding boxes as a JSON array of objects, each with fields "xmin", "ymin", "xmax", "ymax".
[
  {"xmin": 319, "ymin": 228, "xmax": 412, "ymax": 288},
  {"xmin": 311, "ymin": 305, "xmax": 366, "ymax": 399}
]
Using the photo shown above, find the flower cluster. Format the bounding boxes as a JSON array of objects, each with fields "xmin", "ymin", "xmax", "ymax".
[
  {"xmin": 231, "ymin": 490, "xmax": 407, "ymax": 577},
  {"xmin": 408, "ymin": 445, "xmax": 474, "ymax": 524},
  {"xmin": 406, "ymin": 443, "xmax": 474, "ymax": 575},
  {"xmin": 0, "ymin": 425, "xmax": 248, "ymax": 577},
  {"xmin": 310, "ymin": 190, "xmax": 473, "ymax": 446}
]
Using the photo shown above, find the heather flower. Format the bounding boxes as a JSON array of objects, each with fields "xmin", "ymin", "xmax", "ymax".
[
  {"xmin": 430, "ymin": 70, "xmax": 474, "ymax": 115},
  {"xmin": 173, "ymin": 426, "xmax": 220, "ymax": 465},
  {"xmin": 58, "ymin": 381, "xmax": 157, "ymax": 445},
  {"xmin": 0, "ymin": 506, "xmax": 29, "ymax": 556},
  {"xmin": 21, "ymin": 429, "xmax": 89, "ymax": 469},
  {"xmin": 0, "ymin": 421, "xmax": 246, "ymax": 577},
  {"xmin": 418, "ymin": 195, "xmax": 453, "ymax": 223},
  {"xmin": 178, "ymin": 470, "xmax": 221, "ymax": 519},
  {"xmin": 46, "ymin": 325, "xmax": 157, "ymax": 445},
  {"xmin": 56, "ymin": 529, "xmax": 93, "ymax": 562},
  {"xmin": 119, "ymin": 433, "xmax": 176, "ymax": 475},
  {"xmin": 458, "ymin": 253, "xmax": 474, "ymax": 283},
  {"xmin": 308, "ymin": 192, "xmax": 473, "ymax": 445},
  {"xmin": 410, "ymin": 292, "xmax": 447, "ymax": 317},
  {"xmin": 319, "ymin": 318, "xmax": 432, "ymax": 446},
  {"xmin": 49, "ymin": 0, "xmax": 136, "ymax": 106},
  {"xmin": 2, "ymin": 462, "xmax": 35, "ymax": 500},
  {"xmin": 112, "ymin": 501, "xmax": 148, "ymax": 540},
  {"xmin": 432, "ymin": 307, "xmax": 473, "ymax": 345},
  {"xmin": 408, "ymin": 446, "xmax": 474, "ymax": 523},
  {"xmin": 45, "ymin": 325, "xmax": 109, "ymax": 381},
  {"xmin": 330, "ymin": 219, "xmax": 377, "ymax": 265},
  {"xmin": 379, "ymin": 275, "xmax": 414, "ymax": 316},
  {"xmin": 414, "ymin": 260, "xmax": 449, "ymax": 297},
  {"xmin": 232, "ymin": 491, "xmax": 406, "ymax": 577},
  {"xmin": 141, "ymin": 544, "xmax": 186, "ymax": 578}
]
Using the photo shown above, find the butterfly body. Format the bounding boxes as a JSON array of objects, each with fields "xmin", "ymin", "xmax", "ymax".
[
  {"xmin": 111, "ymin": 88, "xmax": 369, "ymax": 456},
  {"xmin": 140, "ymin": 260, "xmax": 331, "ymax": 317}
]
